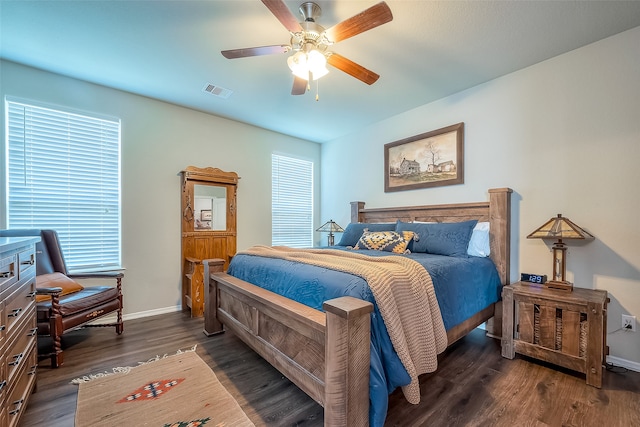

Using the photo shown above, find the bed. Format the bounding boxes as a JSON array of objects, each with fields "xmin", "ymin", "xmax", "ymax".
[{"xmin": 203, "ymin": 187, "xmax": 512, "ymax": 426}]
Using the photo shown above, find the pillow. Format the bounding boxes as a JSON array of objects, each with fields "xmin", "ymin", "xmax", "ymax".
[
  {"xmin": 421, "ymin": 220, "xmax": 478, "ymax": 257},
  {"xmin": 467, "ymin": 221, "xmax": 490, "ymax": 257},
  {"xmin": 395, "ymin": 221, "xmax": 430, "ymax": 252},
  {"xmin": 353, "ymin": 230, "xmax": 416, "ymax": 254},
  {"xmin": 336, "ymin": 222, "xmax": 396, "ymax": 247},
  {"xmin": 35, "ymin": 272, "xmax": 84, "ymax": 302}
]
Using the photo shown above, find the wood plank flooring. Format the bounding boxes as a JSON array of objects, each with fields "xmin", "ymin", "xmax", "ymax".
[{"xmin": 21, "ymin": 311, "xmax": 640, "ymax": 427}]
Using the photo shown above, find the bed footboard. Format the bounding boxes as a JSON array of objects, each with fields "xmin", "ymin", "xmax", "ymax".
[{"xmin": 203, "ymin": 259, "xmax": 373, "ymax": 427}]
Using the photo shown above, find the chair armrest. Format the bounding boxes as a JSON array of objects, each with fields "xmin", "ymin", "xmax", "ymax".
[
  {"xmin": 68, "ymin": 272, "xmax": 124, "ymax": 280},
  {"xmin": 36, "ymin": 287, "xmax": 63, "ymax": 297}
]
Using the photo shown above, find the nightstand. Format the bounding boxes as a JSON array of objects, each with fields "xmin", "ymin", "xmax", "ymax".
[{"xmin": 501, "ymin": 282, "xmax": 609, "ymax": 387}]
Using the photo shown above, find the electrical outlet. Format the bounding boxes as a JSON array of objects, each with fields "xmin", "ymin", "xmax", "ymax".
[{"xmin": 622, "ymin": 314, "xmax": 636, "ymax": 332}]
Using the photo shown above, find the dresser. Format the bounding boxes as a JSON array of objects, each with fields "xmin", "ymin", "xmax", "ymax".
[{"xmin": 0, "ymin": 236, "xmax": 39, "ymax": 427}]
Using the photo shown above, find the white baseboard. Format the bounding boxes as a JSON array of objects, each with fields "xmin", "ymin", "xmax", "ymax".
[
  {"xmin": 88, "ymin": 305, "xmax": 182, "ymax": 324},
  {"xmin": 123, "ymin": 305, "xmax": 182, "ymax": 321},
  {"xmin": 607, "ymin": 355, "xmax": 640, "ymax": 373}
]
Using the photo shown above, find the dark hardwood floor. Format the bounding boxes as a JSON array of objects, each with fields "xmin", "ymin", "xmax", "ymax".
[{"xmin": 21, "ymin": 311, "xmax": 640, "ymax": 427}]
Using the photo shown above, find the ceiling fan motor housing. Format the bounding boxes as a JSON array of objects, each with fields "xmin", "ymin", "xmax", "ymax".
[
  {"xmin": 290, "ymin": 2, "xmax": 329, "ymax": 53},
  {"xmin": 299, "ymin": 2, "xmax": 321, "ymax": 22}
]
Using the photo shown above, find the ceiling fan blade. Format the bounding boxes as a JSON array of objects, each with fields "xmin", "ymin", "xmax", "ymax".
[
  {"xmin": 261, "ymin": 0, "xmax": 303, "ymax": 33},
  {"xmin": 291, "ymin": 76, "xmax": 308, "ymax": 95},
  {"xmin": 324, "ymin": 1, "xmax": 393, "ymax": 43},
  {"xmin": 221, "ymin": 45, "xmax": 290, "ymax": 59},
  {"xmin": 327, "ymin": 53, "xmax": 380, "ymax": 85}
]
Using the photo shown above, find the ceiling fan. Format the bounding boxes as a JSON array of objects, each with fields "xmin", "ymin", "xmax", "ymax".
[{"xmin": 221, "ymin": 0, "xmax": 393, "ymax": 96}]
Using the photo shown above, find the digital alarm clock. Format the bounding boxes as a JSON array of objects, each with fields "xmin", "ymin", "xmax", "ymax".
[{"xmin": 520, "ymin": 273, "xmax": 547, "ymax": 284}]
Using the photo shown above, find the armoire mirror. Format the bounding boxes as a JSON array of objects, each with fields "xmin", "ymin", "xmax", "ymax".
[
  {"xmin": 193, "ymin": 184, "xmax": 227, "ymax": 231},
  {"xmin": 179, "ymin": 166, "xmax": 239, "ymax": 317}
]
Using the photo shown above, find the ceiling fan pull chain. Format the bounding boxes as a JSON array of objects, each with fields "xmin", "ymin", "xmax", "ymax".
[{"xmin": 315, "ymin": 79, "xmax": 319, "ymax": 101}]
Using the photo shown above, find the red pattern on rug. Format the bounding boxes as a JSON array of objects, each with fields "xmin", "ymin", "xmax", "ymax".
[{"xmin": 118, "ymin": 378, "xmax": 185, "ymax": 403}]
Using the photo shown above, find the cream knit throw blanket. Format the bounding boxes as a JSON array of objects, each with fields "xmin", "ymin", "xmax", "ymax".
[{"xmin": 239, "ymin": 245, "xmax": 448, "ymax": 404}]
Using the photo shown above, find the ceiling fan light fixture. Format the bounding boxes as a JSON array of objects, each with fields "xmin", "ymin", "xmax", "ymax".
[
  {"xmin": 306, "ymin": 49, "xmax": 326, "ymax": 68},
  {"xmin": 311, "ymin": 64, "xmax": 328, "ymax": 80},
  {"xmin": 288, "ymin": 51, "xmax": 309, "ymax": 80},
  {"xmin": 287, "ymin": 48, "xmax": 328, "ymax": 81}
]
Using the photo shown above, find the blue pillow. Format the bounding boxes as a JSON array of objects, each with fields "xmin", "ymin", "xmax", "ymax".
[
  {"xmin": 421, "ymin": 220, "xmax": 478, "ymax": 257},
  {"xmin": 395, "ymin": 221, "xmax": 429, "ymax": 252},
  {"xmin": 337, "ymin": 223, "xmax": 396, "ymax": 247}
]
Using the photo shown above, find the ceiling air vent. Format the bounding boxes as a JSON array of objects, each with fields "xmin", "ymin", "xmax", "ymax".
[{"xmin": 202, "ymin": 83, "xmax": 233, "ymax": 99}]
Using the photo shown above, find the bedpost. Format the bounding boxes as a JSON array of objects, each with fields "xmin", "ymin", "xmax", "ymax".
[
  {"xmin": 351, "ymin": 201, "xmax": 365, "ymax": 223},
  {"xmin": 323, "ymin": 296, "xmax": 373, "ymax": 427},
  {"xmin": 203, "ymin": 258, "xmax": 225, "ymax": 336},
  {"xmin": 486, "ymin": 188, "xmax": 512, "ymax": 339},
  {"xmin": 487, "ymin": 188, "xmax": 512, "ymax": 286}
]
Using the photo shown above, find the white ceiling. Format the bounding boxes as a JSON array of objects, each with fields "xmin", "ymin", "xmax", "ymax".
[{"xmin": 2, "ymin": 1, "xmax": 640, "ymax": 143}]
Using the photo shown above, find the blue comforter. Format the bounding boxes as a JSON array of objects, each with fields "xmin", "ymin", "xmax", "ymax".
[{"xmin": 227, "ymin": 248, "xmax": 501, "ymax": 426}]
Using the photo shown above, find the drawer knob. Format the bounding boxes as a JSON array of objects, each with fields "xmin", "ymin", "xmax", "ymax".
[
  {"xmin": 0, "ymin": 380, "xmax": 6, "ymax": 391},
  {"xmin": 0, "ymin": 325, "xmax": 5, "ymax": 331},
  {"xmin": 8, "ymin": 398, "xmax": 24, "ymax": 416},
  {"xmin": 8, "ymin": 308, "xmax": 22, "ymax": 317},
  {"xmin": 1, "ymin": 271, "xmax": 12, "ymax": 278},
  {"xmin": 20, "ymin": 259, "xmax": 35, "ymax": 266},
  {"xmin": 28, "ymin": 327, "xmax": 38, "ymax": 337},
  {"xmin": 27, "ymin": 291, "xmax": 37, "ymax": 299},
  {"xmin": 8, "ymin": 352, "xmax": 23, "ymax": 366}
]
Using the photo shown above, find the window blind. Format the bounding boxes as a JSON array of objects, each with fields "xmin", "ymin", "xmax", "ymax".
[
  {"xmin": 5, "ymin": 98, "xmax": 121, "ymax": 272},
  {"xmin": 272, "ymin": 154, "xmax": 313, "ymax": 248}
]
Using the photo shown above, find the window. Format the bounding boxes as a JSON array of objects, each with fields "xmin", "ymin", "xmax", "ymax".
[
  {"xmin": 272, "ymin": 154, "xmax": 313, "ymax": 247},
  {"xmin": 5, "ymin": 98, "xmax": 121, "ymax": 272}
]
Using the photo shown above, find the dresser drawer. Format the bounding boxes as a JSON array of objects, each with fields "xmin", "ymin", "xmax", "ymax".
[
  {"xmin": 16, "ymin": 248, "xmax": 35, "ymax": 281},
  {"xmin": 0, "ymin": 350, "xmax": 6, "ymax": 419},
  {"xmin": 4, "ymin": 305, "xmax": 37, "ymax": 389},
  {"xmin": 4, "ymin": 280, "xmax": 36, "ymax": 338},
  {"xmin": 0, "ymin": 254, "xmax": 17, "ymax": 293},
  {"xmin": 4, "ymin": 342, "xmax": 36, "ymax": 427}
]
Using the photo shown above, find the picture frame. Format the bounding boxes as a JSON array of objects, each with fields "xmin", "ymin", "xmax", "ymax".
[
  {"xmin": 200, "ymin": 209, "xmax": 212, "ymax": 221},
  {"xmin": 384, "ymin": 122, "xmax": 464, "ymax": 192}
]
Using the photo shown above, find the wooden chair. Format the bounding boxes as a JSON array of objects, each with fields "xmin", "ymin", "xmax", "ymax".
[{"xmin": 0, "ymin": 229, "xmax": 123, "ymax": 367}]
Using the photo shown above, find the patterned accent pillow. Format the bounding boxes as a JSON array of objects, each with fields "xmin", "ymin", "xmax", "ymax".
[
  {"xmin": 337, "ymin": 222, "xmax": 396, "ymax": 247},
  {"xmin": 354, "ymin": 230, "xmax": 416, "ymax": 254}
]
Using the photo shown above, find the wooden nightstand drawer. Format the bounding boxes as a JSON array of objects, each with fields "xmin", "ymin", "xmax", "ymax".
[{"xmin": 502, "ymin": 282, "xmax": 608, "ymax": 388}]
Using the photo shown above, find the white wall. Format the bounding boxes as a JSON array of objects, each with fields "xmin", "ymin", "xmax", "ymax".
[
  {"xmin": 321, "ymin": 27, "xmax": 640, "ymax": 367},
  {"xmin": 0, "ymin": 60, "xmax": 321, "ymax": 317}
]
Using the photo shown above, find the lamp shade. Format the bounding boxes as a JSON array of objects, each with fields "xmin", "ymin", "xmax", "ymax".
[
  {"xmin": 316, "ymin": 219, "xmax": 344, "ymax": 246},
  {"xmin": 527, "ymin": 214, "xmax": 593, "ymax": 240},
  {"xmin": 316, "ymin": 220, "xmax": 344, "ymax": 233}
]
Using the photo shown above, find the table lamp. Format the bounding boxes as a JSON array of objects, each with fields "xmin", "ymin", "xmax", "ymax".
[
  {"xmin": 316, "ymin": 220, "xmax": 344, "ymax": 246},
  {"xmin": 527, "ymin": 214, "xmax": 593, "ymax": 291}
]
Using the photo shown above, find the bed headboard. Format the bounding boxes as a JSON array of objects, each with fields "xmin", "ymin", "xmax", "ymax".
[{"xmin": 350, "ymin": 188, "xmax": 512, "ymax": 286}]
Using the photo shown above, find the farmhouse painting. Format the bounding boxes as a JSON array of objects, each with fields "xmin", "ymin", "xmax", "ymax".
[{"xmin": 384, "ymin": 123, "xmax": 464, "ymax": 192}]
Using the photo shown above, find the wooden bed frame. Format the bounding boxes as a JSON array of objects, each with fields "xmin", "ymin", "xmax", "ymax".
[{"xmin": 203, "ymin": 188, "xmax": 512, "ymax": 426}]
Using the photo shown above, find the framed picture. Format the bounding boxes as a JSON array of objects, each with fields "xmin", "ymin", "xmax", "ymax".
[
  {"xmin": 200, "ymin": 209, "xmax": 212, "ymax": 221},
  {"xmin": 384, "ymin": 122, "xmax": 464, "ymax": 192}
]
